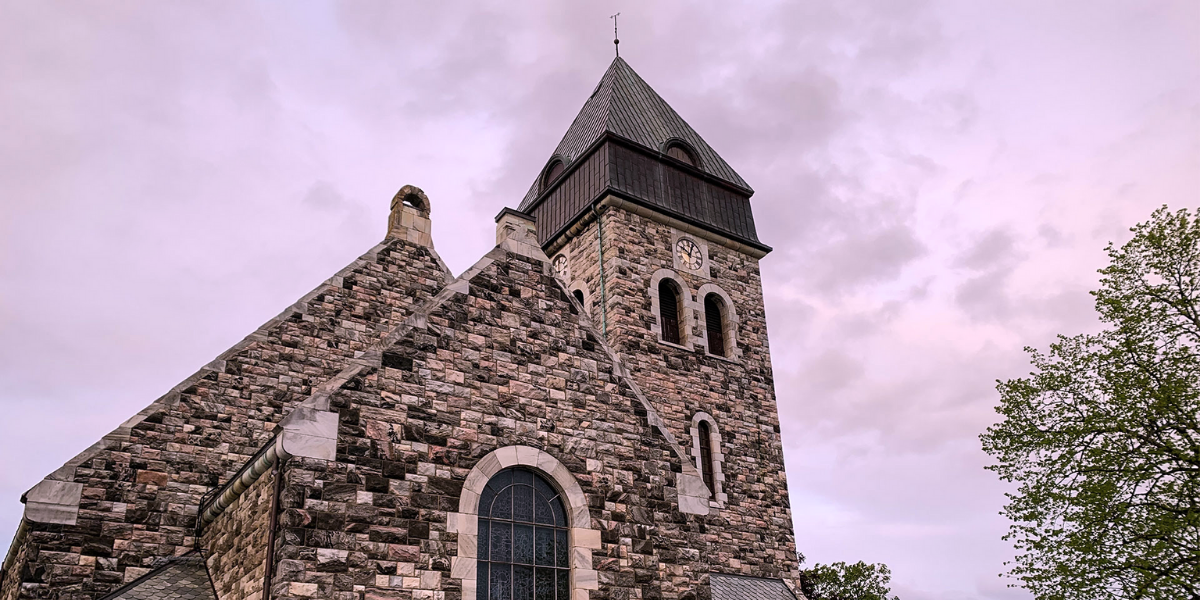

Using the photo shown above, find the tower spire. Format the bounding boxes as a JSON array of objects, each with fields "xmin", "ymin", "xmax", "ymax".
[{"xmin": 611, "ymin": 12, "xmax": 620, "ymax": 57}]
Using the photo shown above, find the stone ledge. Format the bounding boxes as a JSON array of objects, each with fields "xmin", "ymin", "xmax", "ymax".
[{"xmin": 23, "ymin": 479, "xmax": 83, "ymax": 525}]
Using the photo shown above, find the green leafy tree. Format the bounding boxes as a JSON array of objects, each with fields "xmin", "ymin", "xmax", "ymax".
[
  {"xmin": 798, "ymin": 561, "xmax": 899, "ymax": 600},
  {"xmin": 981, "ymin": 206, "xmax": 1200, "ymax": 599}
]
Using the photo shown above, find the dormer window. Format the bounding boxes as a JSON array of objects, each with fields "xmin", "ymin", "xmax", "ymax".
[
  {"xmin": 541, "ymin": 159, "xmax": 566, "ymax": 193},
  {"xmin": 664, "ymin": 142, "xmax": 697, "ymax": 167}
]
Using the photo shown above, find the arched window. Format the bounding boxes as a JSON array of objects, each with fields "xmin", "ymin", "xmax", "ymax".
[
  {"xmin": 478, "ymin": 468, "xmax": 570, "ymax": 600},
  {"xmin": 704, "ymin": 293, "xmax": 726, "ymax": 356},
  {"xmin": 542, "ymin": 160, "xmax": 565, "ymax": 193},
  {"xmin": 658, "ymin": 280, "xmax": 683, "ymax": 344},
  {"xmin": 689, "ymin": 413, "xmax": 726, "ymax": 504},
  {"xmin": 572, "ymin": 289, "xmax": 585, "ymax": 307},
  {"xmin": 665, "ymin": 143, "xmax": 696, "ymax": 167},
  {"xmin": 698, "ymin": 420, "xmax": 715, "ymax": 494}
]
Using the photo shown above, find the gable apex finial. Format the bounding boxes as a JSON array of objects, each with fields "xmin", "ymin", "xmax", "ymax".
[{"xmin": 611, "ymin": 13, "xmax": 620, "ymax": 57}]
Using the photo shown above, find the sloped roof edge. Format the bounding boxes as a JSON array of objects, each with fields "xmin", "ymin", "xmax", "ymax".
[{"xmin": 519, "ymin": 57, "xmax": 751, "ymax": 210}]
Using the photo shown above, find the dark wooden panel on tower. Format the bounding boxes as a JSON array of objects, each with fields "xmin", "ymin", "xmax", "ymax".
[
  {"xmin": 529, "ymin": 145, "xmax": 610, "ymax": 247},
  {"xmin": 607, "ymin": 142, "xmax": 761, "ymax": 244},
  {"xmin": 526, "ymin": 138, "xmax": 765, "ymax": 250}
]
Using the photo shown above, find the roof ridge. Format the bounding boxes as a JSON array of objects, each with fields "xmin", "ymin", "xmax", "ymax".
[
  {"xmin": 594, "ymin": 57, "xmax": 623, "ymax": 138},
  {"xmin": 517, "ymin": 57, "xmax": 750, "ymax": 211}
]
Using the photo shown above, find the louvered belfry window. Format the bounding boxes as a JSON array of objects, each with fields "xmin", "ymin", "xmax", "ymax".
[
  {"xmin": 478, "ymin": 468, "xmax": 570, "ymax": 600},
  {"xmin": 698, "ymin": 420, "xmax": 715, "ymax": 494},
  {"xmin": 666, "ymin": 144, "xmax": 695, "ymax": 166},
  {"xmin": 659, "ymin": 280, "xmax": 681, "ymax": 344},
  {"xmin": 704, "ymin": 294, "xmax": 725, "ymax": 356}
]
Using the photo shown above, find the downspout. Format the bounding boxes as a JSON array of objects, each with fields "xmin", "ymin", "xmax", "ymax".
[
  {"xmin": 262, "ymin": 458, "xmax": 285, "ymax": 600},
  {"xmin": 590, "ymin": 202, "xmax": 608, "ymax": 337}
]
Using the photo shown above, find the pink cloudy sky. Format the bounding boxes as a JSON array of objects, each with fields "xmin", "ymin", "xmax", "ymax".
[{"xmin": 1, "ymin": 2, "xmax": 1196, "ymax": 598}]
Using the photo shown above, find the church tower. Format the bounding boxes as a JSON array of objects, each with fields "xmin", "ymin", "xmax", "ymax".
[
  {"xmin": 519, "ymin": 56, "xmax": 787, "ymax": 523},
  {"xmin": 1, "ymin": 58, "xmax": 801, "ymax": 600}
]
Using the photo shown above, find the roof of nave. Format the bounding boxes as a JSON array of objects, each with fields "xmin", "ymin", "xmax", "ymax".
[
  {"xmin": 100, "ymin": 554, "xmax": 216, "ymax": 600},
  {"xmin": 710, "ymin": 573, "xmax": 801, "ymax": 600}
]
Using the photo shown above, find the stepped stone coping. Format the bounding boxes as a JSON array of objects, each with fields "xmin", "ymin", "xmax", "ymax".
[{"xmin": 26, "ymin": 233, "xmax": 451, "ymax": 488}]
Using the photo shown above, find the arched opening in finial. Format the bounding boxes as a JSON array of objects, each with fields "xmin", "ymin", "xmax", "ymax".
[{"xmin": 391, "ymin": 185, "xmax": 430, "ymax": 215}]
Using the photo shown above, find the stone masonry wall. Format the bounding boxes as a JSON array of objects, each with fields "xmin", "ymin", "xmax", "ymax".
[
  {"xmin": 559, "ymin": 206, "xmax": 801, "ymax": 582},
  {"xmin": 2, "ymin": 235, "xmax": 452, "ymax": 600},
  {"xmin": 1, "ymin": 525, "xmax": 31, "ymax": 600},
  {"xmin": 202, "ymin": 468, "xmax": 276, "ymax": 600},
  {"xmin": 266, "ymin": 246, "xmax": 792, "ymax": 600}
]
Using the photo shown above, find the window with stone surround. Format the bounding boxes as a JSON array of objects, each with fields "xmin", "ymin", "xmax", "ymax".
[
  {"xmin": 698, "ymin": 420, "xmax": 715, "ymax": 492},
  {"xmin": 697, "ymin": 283, "xmax": 739, "ymax": 361},
  {"xmin": 476, "ymin": 468, "xmax": 571, "ymax": 600},
  {"xmin": 703, "ymin": 293, "xmax": 726, "ymax": 356},
  {"xmin": 658, "ymin": 279, "xmax": 684, "ymax": 344},
  {"xmin": 690, "ymin": 413, "xmax": 727, "ymax": 503},
  {"xmin": 447, "ymin": 446, "xmax": 600, "ymax": 600}
]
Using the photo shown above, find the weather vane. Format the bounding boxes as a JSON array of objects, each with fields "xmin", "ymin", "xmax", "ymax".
[{"xmin": 611, "ymin": 12, "xmax": 620, "ymax": 57}]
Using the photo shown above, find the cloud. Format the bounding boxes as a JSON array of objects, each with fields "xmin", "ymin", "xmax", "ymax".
[
  {"xmin": 806, "ymin": 225, "xmax": 928, "ymax": 294},
  {"xmin": 956, "ymin": 229, "xmax": 1018, "ymax": 270}
]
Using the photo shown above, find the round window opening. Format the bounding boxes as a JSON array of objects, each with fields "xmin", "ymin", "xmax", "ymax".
[{"xmin": 477, "ymin": 468, "xmax": 571, "ymax": 599}]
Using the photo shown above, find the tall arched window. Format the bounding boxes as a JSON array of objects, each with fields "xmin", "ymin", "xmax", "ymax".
[
  {"xmin": 698, "ymin": 421, "xmax": 715, "ymax": 494},
  {"xmin": 659, "ymin": 280, "xmax": 683, "ymax": 344},
  {"xmin": 704, "ymin": 293, "xmax": 726, "ymax": 356},
  {"xmin": 572, "ymin": 289, "xmax": 585, "ymax": 307},
  {"xmin": 477, "ymin": 468, "xmax": 570, "ymax": 600}
]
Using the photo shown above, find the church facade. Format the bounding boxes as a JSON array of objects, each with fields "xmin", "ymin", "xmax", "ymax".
[{"xmin": 1, "ymin": 58, "xmax": 802, "ymax": 600}]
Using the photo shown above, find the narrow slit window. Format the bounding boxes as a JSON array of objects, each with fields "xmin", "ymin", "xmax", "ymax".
[
  {"xmin": 704, "ymin": 294, "xmax": 725, "ymax": 356},
  {"xmin": 659, "ymin": 281, "xmax": 682, "ymax": 344},
  {"xmin": 698, "ymin": 420, "xmax": 715, "ymax": 495}
]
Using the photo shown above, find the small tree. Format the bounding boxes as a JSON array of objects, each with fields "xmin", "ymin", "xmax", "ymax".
[
  {"xmin": 981, "ymin": 206, "xmax": 1200, "ymax": 599},
  {"xmin": 798, "ymin": 561, "xmax": 899, "ymax": 600}
]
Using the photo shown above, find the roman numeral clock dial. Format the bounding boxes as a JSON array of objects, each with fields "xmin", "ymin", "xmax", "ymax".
[{"xmin": 676, "ymin": 238, "xmax": 702, "ymax": 270}]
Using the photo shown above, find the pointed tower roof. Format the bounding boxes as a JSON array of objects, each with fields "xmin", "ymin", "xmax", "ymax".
[{"xmin": 518, "ymin": 58, "xmax": 750, "ymax": 210}]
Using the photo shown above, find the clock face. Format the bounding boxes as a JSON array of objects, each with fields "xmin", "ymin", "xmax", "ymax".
[
  {"xmin": 676, "ymin": 238, "xmax": 703, "ymax": 270},
  {"xmin": 552, "ymin": 255, "xmax": 569, "ymax": 277}
]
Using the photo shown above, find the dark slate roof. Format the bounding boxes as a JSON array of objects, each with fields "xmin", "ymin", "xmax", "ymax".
[
  {"xmin": 518, "ymin": 57, "xmax": 750, "ymax": 210},
  {"xmin": 710, "ymin": 573, "xmax": 800, "ymax": 600},
  {"xmin": 102, "ymin": 554, "xmax": 216, "ymax": 600}
]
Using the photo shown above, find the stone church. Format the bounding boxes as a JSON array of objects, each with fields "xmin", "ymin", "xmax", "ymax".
[{"xmin": 1, "ymin": 57, "xmax": 802, "ymax": 600}]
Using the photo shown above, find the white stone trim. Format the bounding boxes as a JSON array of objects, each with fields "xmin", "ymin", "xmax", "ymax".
[
  {"xmin": 568, "ymin": 281, "xmax": 591, "ymax": 316},
  {"xmin": 446, "ymin": 445, "xmax": 600, "ymax": 598},
  {"xmin": 696, "ymin": 283, "xmax": 741, "ymax": 360},
  {"xmin": 23, "ymin": 479, "xmax": 83, "ymax": 525},
  {"xmin": 689, "ymin": 413, "xmax": 728, "ymax": 505},
  {"xmin": 648, "ymin": 269, "xmax": 696, "ymax": 348}
]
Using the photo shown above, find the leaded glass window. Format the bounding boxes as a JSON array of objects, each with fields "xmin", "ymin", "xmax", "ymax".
[{"xmin": 477, "ymin": 468, "xmax": 570, "ymax": 600}]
